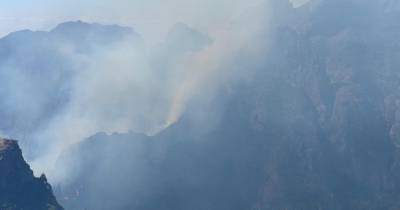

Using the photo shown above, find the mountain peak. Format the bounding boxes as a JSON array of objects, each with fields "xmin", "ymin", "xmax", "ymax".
[
  {"xmin": 52, "ymin": 20, "xmax": 135, "ymax": 36},
  {"xmin": 0, "ymin": 138, "xmax": 17, "ymax": 151},
  {"xmin": 49, "ymin": 20, "xmax": 142, "ymax": 52},
  {"xmin": 0, "ymin": 138, "xmax": 24, "ymax": 163},
  {"xmin": 51, "ymin": 20, "xmax": 138, "ymax": 37},
  {"xmin": 0, "ymin": 138, "xmax": 64, "ymax": 210}
]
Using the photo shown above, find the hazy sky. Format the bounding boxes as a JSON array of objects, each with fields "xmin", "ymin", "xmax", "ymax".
[
  {"xmin": 0, "ymin": 0, "xmax": 258, "ymax": 41},
  {"xmin": 0, "ymin": 0, "xmax": 309, "ymax": 43}
]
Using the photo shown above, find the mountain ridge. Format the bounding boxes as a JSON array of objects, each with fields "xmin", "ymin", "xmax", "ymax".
[{"xmin": 0, "ymin": 138, "xmax": 63, "ymax": 210}]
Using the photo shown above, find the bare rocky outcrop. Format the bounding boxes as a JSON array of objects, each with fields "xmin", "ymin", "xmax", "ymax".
[{"xmin": 0, "ymin": 138, "xmax": 63, "ymax": 210}]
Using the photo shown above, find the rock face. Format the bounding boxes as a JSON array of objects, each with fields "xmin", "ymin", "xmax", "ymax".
[
  {"xmin": 0, "ymin": 139, "xmax": 63, "ymax": 210},
  {"xmin": 55, "ymin": 1, "xmax": 400, "ymax": 210}
]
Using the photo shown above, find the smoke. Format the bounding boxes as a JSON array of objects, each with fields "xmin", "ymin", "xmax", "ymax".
[
  {"xmin": 1, "ymin": 0, "xmax": 270, "ymax": 45},
  {"xmin": 290, "ymin": 0, "xmax": 311, "ymax": 7},
  {"xmin": 0, "ymin": 0, "xmax": 277, "ymax": 183},
  {"xmin": 165, "ymin": 10, "xmax": 270, "ymax": 126}
]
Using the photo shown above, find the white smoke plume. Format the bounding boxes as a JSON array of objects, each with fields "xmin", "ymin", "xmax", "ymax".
[{"xmin": 0, "ymin": 0, "xmax": 277, "ymax": 183}]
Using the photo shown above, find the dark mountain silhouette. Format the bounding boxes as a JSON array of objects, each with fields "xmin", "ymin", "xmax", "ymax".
[{"xmin": 0, "ymin": 138, "xmax": 63, "ymax": 210}]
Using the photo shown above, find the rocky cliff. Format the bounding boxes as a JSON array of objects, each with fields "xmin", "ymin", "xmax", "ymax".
[{"xmin": 0, "ymin": 139, "xmax": 63, "ymax": 210}]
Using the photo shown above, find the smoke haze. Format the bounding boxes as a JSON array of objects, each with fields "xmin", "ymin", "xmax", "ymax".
[{"xmin": 0, "ymin": 0, "xmax": 275, "ymax": 182}]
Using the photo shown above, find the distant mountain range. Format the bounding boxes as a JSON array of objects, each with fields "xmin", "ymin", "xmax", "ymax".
[
  {"xmin": 56, "ymin": 0, "xmax": 400, "ymax": 209},
  {"xmin": 0, "ymin": 21, "xmax": 140, "ymax": 140},
  {"xmin": 2, "ymin": 0, "xmax": 400, "ymax": 209}
]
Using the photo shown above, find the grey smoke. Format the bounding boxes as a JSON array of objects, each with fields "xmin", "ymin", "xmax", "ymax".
[
  {"xmin": 0, "ymin": 0, "xmax": 275, "ymax": 183},
  {"xmin": 10, "ymin": 2, "xmax": 269, "ymax": 182}
]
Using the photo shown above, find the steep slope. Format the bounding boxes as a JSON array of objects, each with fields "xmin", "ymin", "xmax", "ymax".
[
  {"xmin": 54, "ymin": 0, "xmax": 400, "ymax": 210},
  {"xmin": 0, "ymin": 138, "xmax": 63, "ymax": 210}
]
